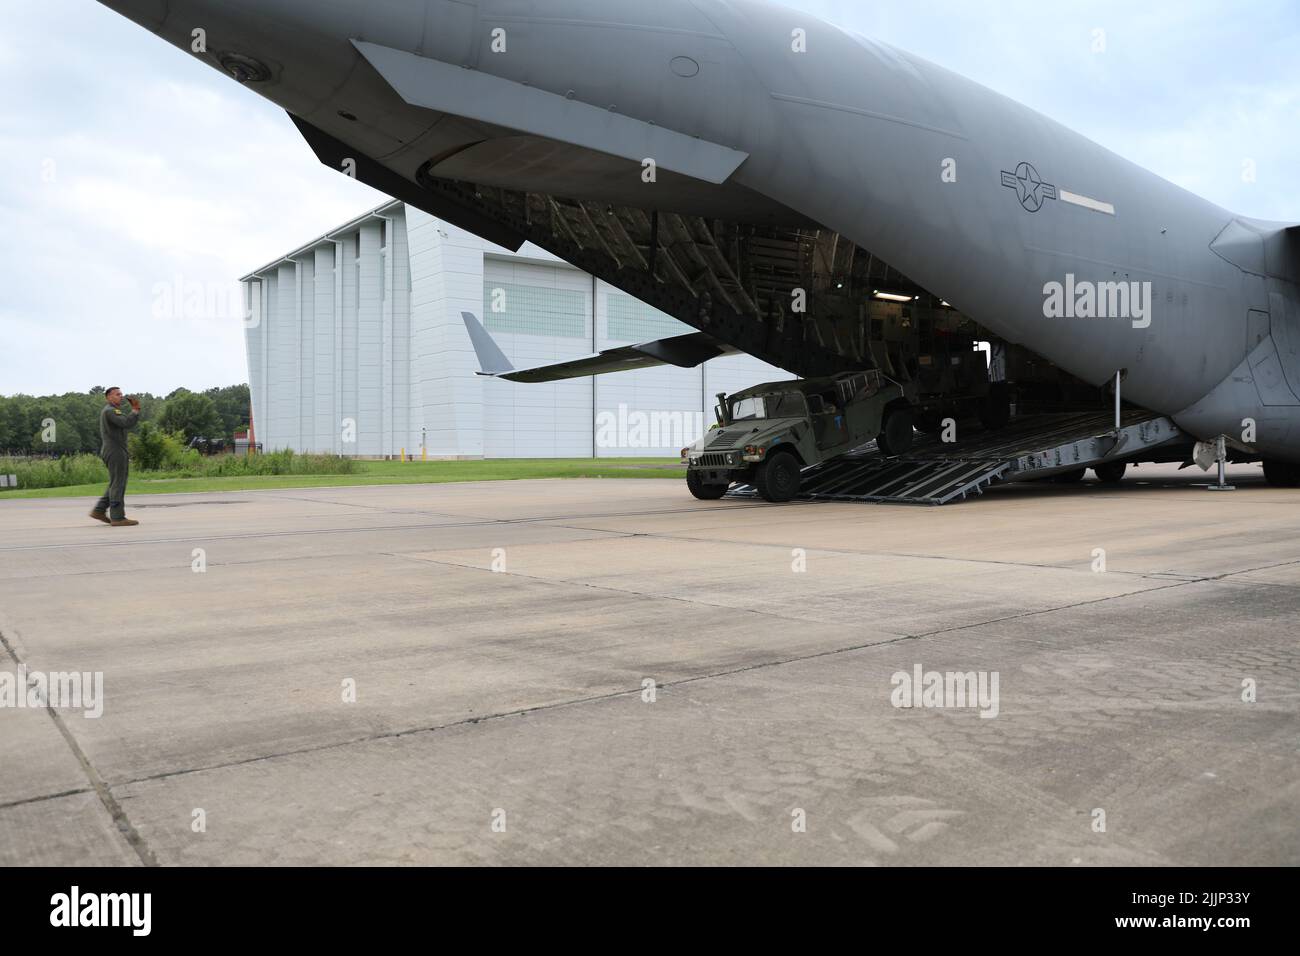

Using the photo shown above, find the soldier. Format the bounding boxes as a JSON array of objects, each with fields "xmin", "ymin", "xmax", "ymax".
[{"xmin": 90, "ymin": 387, "xmax": 141, "ymax": 527}]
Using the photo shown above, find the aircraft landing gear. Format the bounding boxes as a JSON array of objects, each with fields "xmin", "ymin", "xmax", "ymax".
[
  {"xmin": 1263, "ymin": 460, "xmax": 1300, "ymax": 488},
  {"xmin": 1093, "ymin": 461, "xmax": 1127, "ymax": 484},
  {"xmin": 979, "ymin": 383, "xmax": 1012, "ymax": 431},
  {"xmin": 1052, "ymin": 468, "xmax": 1088, "ymax": 484}
]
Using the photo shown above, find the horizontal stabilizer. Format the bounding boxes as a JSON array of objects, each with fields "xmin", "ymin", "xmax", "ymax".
[
  {"xmin": 353, "ymin": 40, "xmax": 749, "ymax": 185},
  {"xmin": 461, "ymin": 312, "xmax": 738, "ymax": 384}
]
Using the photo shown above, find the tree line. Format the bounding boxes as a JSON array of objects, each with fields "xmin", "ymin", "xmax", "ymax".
[{"xmin": 0, "ymin": 384, "xmax": 250, "ymax": 455}]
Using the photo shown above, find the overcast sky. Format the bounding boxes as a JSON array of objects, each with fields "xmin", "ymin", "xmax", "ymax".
[{"xmin": 2, "ymin": 0, "xmax": 1296, "ymax": 396}]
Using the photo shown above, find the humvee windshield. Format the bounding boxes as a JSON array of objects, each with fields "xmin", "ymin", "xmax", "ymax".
[{"xmin": 730, "ymin": 391, "xmax": 808, "ymax": 422}]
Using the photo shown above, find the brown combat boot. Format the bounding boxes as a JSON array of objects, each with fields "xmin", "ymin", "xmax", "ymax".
[
  {"xmin": 89, "ymin": 510, "xmax": 111, "ymax": 524},
  {"xmin": 110, "ymin": 518, "xmax": 140, "ymax": 527}
]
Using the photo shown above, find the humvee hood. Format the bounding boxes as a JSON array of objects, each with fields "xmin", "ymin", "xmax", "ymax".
[{"xmin": 703, "ymin": 418, "xmax": 805, "ymax": 451}]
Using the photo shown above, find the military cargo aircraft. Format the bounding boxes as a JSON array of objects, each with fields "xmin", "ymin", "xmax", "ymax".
[{"xmin": 97, "ymin": 0, "xmax": 1300, "ymax": 485}]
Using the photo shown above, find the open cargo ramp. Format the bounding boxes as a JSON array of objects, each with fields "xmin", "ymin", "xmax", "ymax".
[{"xmin": 727, "ymin": 412, "xmax": 1187, "ymax": 505}]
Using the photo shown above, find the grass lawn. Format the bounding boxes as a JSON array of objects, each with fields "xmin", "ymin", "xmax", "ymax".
[{"xmin": 0, "ymin": 458, "xmax": 686, "ymax": 500}]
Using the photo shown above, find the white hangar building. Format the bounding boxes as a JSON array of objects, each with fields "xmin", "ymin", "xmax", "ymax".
[{"xmin": 241, "ymin": 200, "xmax": 790, "ymax": 458}]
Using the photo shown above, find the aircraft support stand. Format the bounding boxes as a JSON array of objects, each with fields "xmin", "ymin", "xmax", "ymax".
[
  {"xmin": 1208, "ymin": 435, "xmax": 1236, "ymax": 492},
  {"xmin": 1114, "ymin": 371, "xmax": 1122, "ymax": 432}
]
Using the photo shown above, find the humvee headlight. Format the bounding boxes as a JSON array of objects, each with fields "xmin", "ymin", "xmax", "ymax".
[{"xmin": 742, "ymin": 444, "xmax": 765, "ymax": 463}]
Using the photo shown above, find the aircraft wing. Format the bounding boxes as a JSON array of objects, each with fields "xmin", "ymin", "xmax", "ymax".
[
  {"xmin": 462, "ymin": 312, "xmax": 740, "ymax": 384},
  {"xmin": 353, "ymin": 41, "xmax": 749, "ymax": 185}
]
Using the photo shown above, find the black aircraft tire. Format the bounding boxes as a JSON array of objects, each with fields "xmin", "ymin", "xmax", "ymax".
[
  {"xmin": 876, "ymin": 406, "xmax": 915, "ymax": 458},
  {"xmin": 686, "ymin": 471, "xmax": 729, "ymax": 500},
  {"xmin": 1093, "ymin": 461, "xmax": 1128, "ymax": 484},
  {"xmin": 979, "ymin": 385, "xmax": 1012, "ymax": 432},
  {"xmin": 1052, "ymin": 468, "xmax": 1088, "ymax": 484},
  {"xmin": 754, "ymin": 451, "xmax": 802, "ymax": 503},
  {"xmin": 1263, "ymin": 460, "xmax": 1300, "ymax": 488}
]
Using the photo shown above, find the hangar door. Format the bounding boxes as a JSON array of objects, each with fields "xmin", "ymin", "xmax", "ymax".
[{"xmin": 481, "ymin": 259, "xmax": 595, "ymax": 458}]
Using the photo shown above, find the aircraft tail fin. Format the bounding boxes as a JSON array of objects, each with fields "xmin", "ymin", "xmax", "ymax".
[{"xmin": 461, "ymin": 312, "xmax": 515, "ymax": 376}]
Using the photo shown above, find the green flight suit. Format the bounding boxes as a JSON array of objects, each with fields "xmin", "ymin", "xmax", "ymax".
[{"xmin": 95, "ymin": 403, "xmax": 140, "ymax": 520}]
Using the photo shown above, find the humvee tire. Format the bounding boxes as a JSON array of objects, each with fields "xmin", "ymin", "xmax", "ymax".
[
  {"xmin": 876, "ymin": 405, "xmax": 915, "ymax": 457},
  {"xmin": 1263, "ymin": 460, "xmax": 1300, "ymax": 487},
  {"xmin": 1093, "ymin": 461, "xmax": 1127, "ymax": 484},
  {"xmin": 754, "ymin": 450, "xmax": 802, "ymax": 503},
  {"xmin": 915, "ymin": 409, "xmax": 945, "ymax": 435},
  {"xmin": 687, "ymin": 471, "xmax": 729, "ymax": 500}
]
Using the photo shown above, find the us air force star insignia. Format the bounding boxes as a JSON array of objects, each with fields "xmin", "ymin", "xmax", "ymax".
[{"xmin": 1000, "ymin": 161, "xmax": 1058, "ymax": 213}]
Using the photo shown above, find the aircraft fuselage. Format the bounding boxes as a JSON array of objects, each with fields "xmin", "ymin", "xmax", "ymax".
[{"xmin": 99, "ymin": 0, "xmax": 1300, "ymax": 462}]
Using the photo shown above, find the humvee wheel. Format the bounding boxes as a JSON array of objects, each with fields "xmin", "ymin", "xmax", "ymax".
[
  {"xmin": 876, "ymin": 406, "xmax": 915, "ymax": 457},
  {"xmin": 1093, "ymin": 461, "xmax": 1127, "ymax": 484},
  {"xmin": 1263, "ymin": 460, "xmax": 1300, "ymax": 487},
  {"xmin": 687, "ymin": 471, "xmax": 728, "ymax": 500},
  {"xmin": 915, "ymin": 409, "xmax": 944, "ymax": 435},
  {"xmin": 755, "ymin": 450, "xmax": 802, "ymax": 503}
]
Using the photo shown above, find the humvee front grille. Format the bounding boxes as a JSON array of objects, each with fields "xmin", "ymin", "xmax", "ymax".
[{"xmin": 700, "ymin": 453, "xmax": 733, "ymax": 467}]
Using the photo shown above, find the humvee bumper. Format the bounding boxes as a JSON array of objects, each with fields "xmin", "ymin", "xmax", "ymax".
[{"xmin": 689, "ymin": 467, "xmax": 739, "ymax": 484}]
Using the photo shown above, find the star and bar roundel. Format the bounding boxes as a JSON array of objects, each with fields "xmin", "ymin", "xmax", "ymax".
[{"xmin": 1001, "ymin": 161, "xmax": 1058, "ymax": 212}]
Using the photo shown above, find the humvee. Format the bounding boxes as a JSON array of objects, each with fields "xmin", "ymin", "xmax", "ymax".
[{"xmin": 683, "ymin": 370, "xmax": 913, "ymax": 502}]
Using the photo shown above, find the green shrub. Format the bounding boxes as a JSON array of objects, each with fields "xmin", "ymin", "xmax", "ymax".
[
  {"xmin": 196, "ymin": 450, "xmax": 358, "ymax": 477},
  {"xmin": 163, "ymin": 440, "xmax": 202, "ymax": 471},
  {"xmin": 128, "ymin": 422, "xmax": 169, "ymax": 470},
  {"xmin": 0, "ymin": 454, "xmax": 107, "ymax": 490},
  {"xmin": 127, "ymin": 423, "xmax": 196, "ymax": 471},
  {"xmin": 0, "ymin": 447, "xmax": 357, "ymax": 489}
]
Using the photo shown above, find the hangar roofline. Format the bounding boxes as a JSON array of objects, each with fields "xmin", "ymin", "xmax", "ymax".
[{"xmin": 240, "ymin": 198, "xmax": 404, "ymax": 282}]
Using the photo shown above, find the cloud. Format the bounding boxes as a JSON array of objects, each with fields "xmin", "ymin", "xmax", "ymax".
[{"xmin": 0, "ymin": 0, "xmax": 383, "ymax": 396}]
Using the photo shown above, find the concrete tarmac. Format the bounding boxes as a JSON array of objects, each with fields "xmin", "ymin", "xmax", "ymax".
[{"xmin": 0, "ymin": 464, "xmax": 1296, "ymax": 865}]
